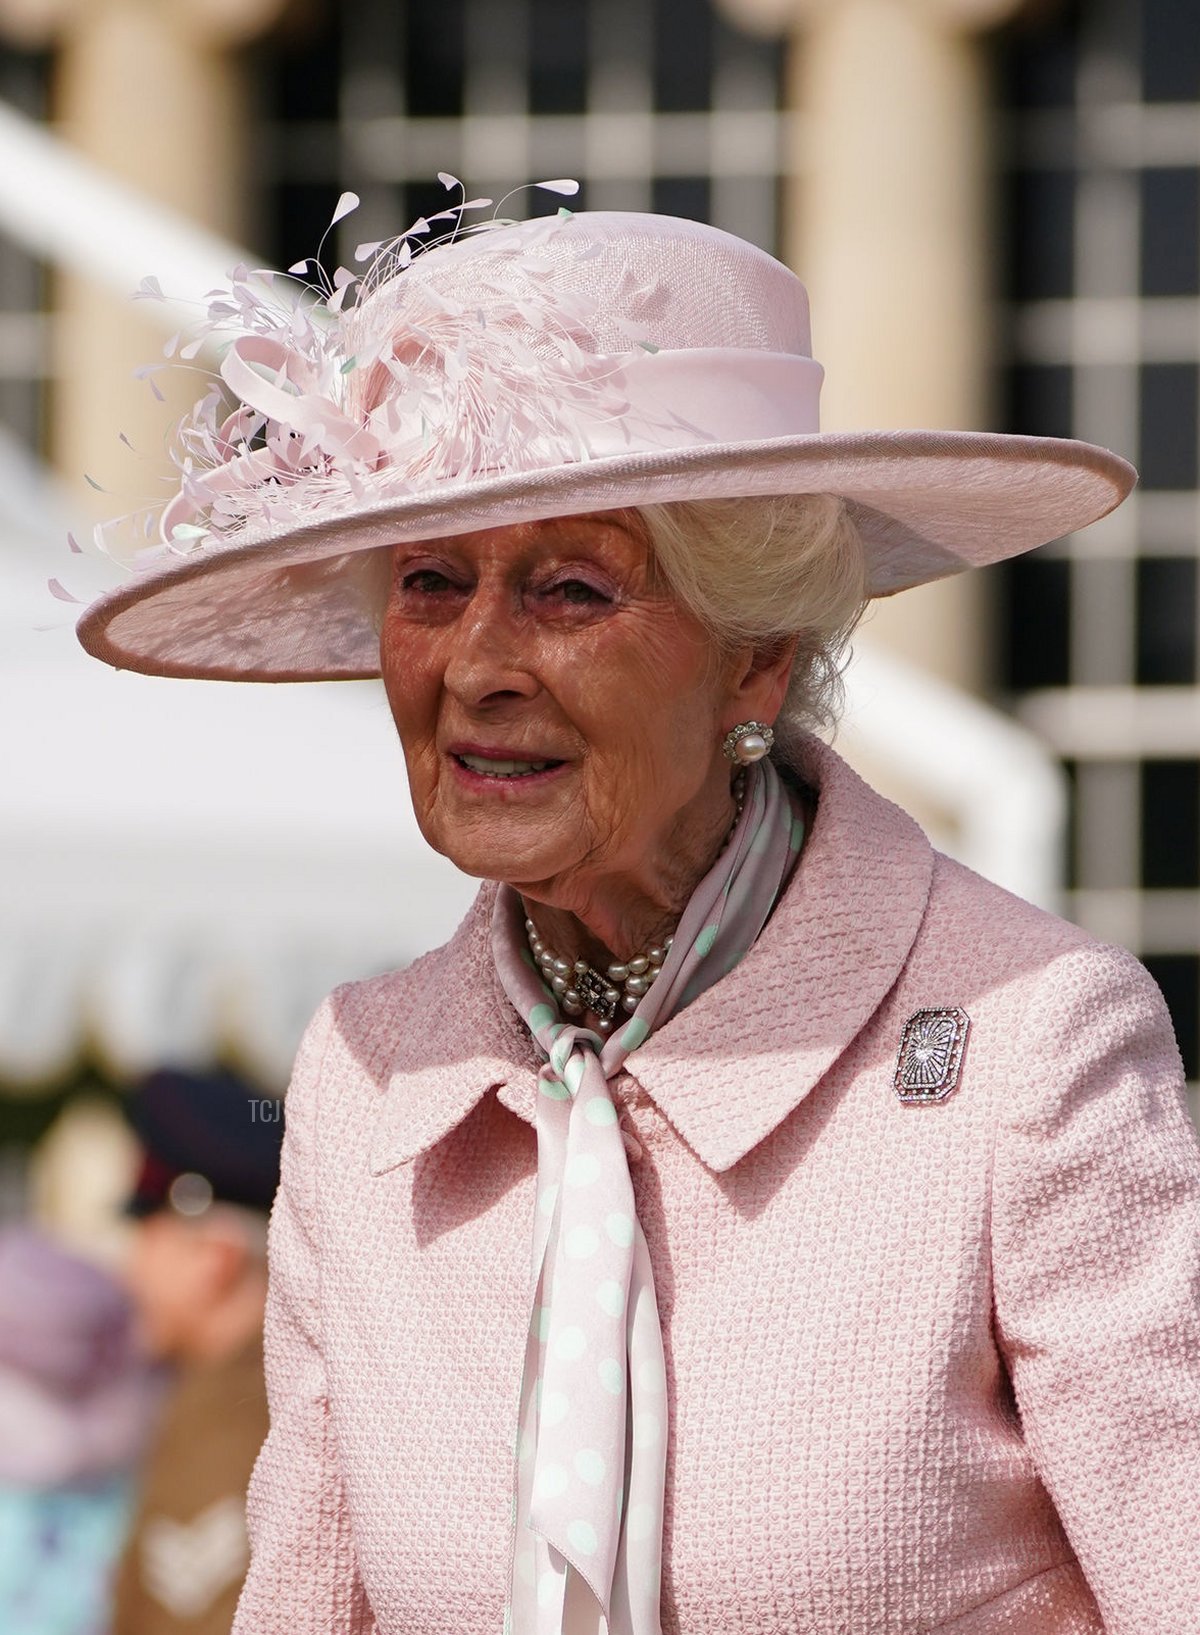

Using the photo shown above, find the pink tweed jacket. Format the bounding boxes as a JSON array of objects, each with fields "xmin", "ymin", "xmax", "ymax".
[{"xmin": 233, "ymin": 737, "xmax": 1200, "ymax": 1635}]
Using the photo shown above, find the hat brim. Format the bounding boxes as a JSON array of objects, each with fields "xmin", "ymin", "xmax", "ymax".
[{"xmin": 77, "ymin": 429, "xmax": 1134, "ymax": 682}]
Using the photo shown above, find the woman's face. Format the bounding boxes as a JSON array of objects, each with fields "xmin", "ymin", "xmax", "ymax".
[{"xmin": 379, "ymin": 510, "xmax": 789, "ymax": 898}]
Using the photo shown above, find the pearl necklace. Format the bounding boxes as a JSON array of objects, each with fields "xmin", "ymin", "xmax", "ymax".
[{"xmin": 524, "ymin": 771, "xmax": 746, "ymax": 1032}]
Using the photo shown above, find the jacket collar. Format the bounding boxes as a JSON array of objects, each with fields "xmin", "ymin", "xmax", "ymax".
[{"xmin": 369, "ymin": 736, "xmax": 933, "ymax": 1177}]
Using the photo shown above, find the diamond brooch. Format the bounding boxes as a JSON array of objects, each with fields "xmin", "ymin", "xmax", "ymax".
[{"xmin": 893, "ymin": 1008, "xmax": 970, "ymax": 1104}]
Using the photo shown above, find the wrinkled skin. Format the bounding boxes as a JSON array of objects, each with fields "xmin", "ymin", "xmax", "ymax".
[{"xmin": 379, "ymin": 509, "xmax": 796, "ymax": 968}]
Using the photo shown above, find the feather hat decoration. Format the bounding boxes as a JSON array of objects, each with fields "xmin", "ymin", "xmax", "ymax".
[{"xmin": 75, "ymin": 177, "xmax": 1135, "ymax": 681}]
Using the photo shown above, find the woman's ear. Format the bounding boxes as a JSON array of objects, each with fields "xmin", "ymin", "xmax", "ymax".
[{"xmin": 726, "ymin": 634, "xmax": 800, "ymax": 727}]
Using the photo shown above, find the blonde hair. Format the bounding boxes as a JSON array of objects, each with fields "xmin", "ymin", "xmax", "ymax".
[{"xmin": 636, "ymin": 494, "xmax": 868, "ymax": 745}]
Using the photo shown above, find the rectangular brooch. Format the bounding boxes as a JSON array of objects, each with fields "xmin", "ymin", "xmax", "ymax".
[{"xmin": 894, "ymin": 1008, "xmax": 971, "ymax": 1104}]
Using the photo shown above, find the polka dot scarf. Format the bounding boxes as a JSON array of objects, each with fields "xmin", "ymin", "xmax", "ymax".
[{"xmin": 492, "ymin": 758, "xmax": 805, "ymax": 1635}]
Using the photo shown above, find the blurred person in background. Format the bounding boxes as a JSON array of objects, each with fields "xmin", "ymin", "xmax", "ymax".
[
  {"xmin": 111, "ymin": 1066, "xmax": 281, "ymax": 1635},
  {"xmin": 0, "ymin": 1224, "xmax": 163, "ymax": 1635},
  {"xmin": 76, "ymin": 195, "xmax": 1200, "ymax": 1633}
]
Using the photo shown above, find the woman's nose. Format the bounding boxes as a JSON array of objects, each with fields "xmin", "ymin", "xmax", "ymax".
[{"xmin": 442, "ymin": 591, "xmax": 539, "ymax": 708}]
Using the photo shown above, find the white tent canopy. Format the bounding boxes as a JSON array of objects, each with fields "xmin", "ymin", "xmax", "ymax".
[{"xmin": 2, "ymin": 442, "xmax": 480, "ymax": 1088}]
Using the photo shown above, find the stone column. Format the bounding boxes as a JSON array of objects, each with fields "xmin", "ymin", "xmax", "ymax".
[
  {"xmin": 717, "ymin": 0, "xmax": 1029, "ymax": 692},
  {"xmin": 0, "ymin": 0, "xmax": 294, "ymax": 515}
]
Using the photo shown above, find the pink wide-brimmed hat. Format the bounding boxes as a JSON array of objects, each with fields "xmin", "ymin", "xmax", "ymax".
[{"xmin": 76, "ymin": 189, "xmax": 1134, "ymax": 682}]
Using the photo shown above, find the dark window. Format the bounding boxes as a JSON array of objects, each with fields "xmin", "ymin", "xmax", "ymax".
[
  {"xmin": 1142, "ymin": 954, "xmax": 1200, "ymax": 1083},
  {"xmin": 652, "ymin": 0, "xmax": 713, "ymax": 112},
  {"xmin": 530, "ymin": 0, "xmax": 588, "ymax": 114},
  {"xmin": 1142, "ymin": 0, "xmax": 1200, "ymax": 103},
  {"xmin": 1062, "ymin": 758, "xmax": 1080, "ymax": 889},
  {"xmin": 1136, "ymin": 557, "xmax": 1198, "ymax": 686},
  {"xmin": 1008, "ymin": 363, "xmax": 1074, "ymax": 440},
  {"xmin": 1141, "ymin": 761, "xmax": 1200, "ymax": 888},
  {"xmin": 1141, "ymin": 169, "xmax": 1200, "ymax": 298},
  {"xmin": 1139, "ymin": 363, "xmax": 1199, "ymax": 491},
  {"xmin": 1009, "ymin": 170, "xmax": 1076, "ymax": 299},
  {"xmin": 0, "ymin": 45, "xmax": 51, "ymax": 445},
  {"xmin": 271, "ymin": 184, "xmax": 346, "ymax": 278},
  {"xmin": 405, "ymin": 0, "xmax": 466, "ymax": 118},
  {"xmin": 651, "ymin": 174, "xmax": 711, "ymax": 222},
  {"xmin": 999, "ymin": 555, "xmax": 1072, "ymax": 690},
  {"xmin": 1001, "ymin": 7, "xmax": 1080, "ymax": 109},
  {"xmin": 272, "ymin": 22, "xmax": 342, "ymax": 119}
]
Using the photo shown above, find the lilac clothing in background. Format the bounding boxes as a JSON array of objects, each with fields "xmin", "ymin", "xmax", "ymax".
[
  {"xmin": 0, "ymin": 1227, "xmax": 164, "ymax": 1488},
  {"xmin": 0, "ymin": 1227, "xmax": 166, "ymax": 1635},
  {"xmin": 235, "ymin": 736, "xmax": 1200, "ymax": 1635}
]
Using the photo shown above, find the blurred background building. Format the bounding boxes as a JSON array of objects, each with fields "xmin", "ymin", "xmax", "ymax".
[{"xmin": 0, "ymin": 0, "xmax": 1196, "ymax": 1241}]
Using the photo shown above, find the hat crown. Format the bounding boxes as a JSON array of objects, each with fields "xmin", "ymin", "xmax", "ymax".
[
  {"xmin": 75, "ymin": 194, "xmax": 1134, "ymax": 683},
  {"xmin": 366, "ymin": 210, "xmax": 815, "ymax": 361}
]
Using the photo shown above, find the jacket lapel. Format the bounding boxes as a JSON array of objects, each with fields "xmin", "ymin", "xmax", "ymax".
[
  {"xmin": 368, "ymin": 883, "xmax": 538, "ymax": 1175},
  {"xmin": 628, "ymin": 739, "xmax": 933, "ymax": 1170},
  {"xmin": 369, "ymin": 736, "xmax": 933, "ymax": 1177}
]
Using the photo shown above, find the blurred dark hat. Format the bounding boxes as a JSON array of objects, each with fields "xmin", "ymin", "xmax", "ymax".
[{"xmin": 123, "ymin": 1065, "xmax": 284, "ymax": 1218}]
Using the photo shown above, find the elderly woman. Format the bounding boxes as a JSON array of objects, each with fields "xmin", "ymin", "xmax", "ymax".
[{"xmin": 78, "ymin": 195, "xmax": 1200, "ymax": 1635}]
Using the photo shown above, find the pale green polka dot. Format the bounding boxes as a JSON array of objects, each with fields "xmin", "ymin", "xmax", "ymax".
[
  {"xmin": 565, "ymin": 1153, "xmax": 601, "ymax": 1187},
  {"xmin": 541, "ymin": 1389, "xmax": 569, "ymax": 1428},
  {"xmin": 547, "ymin": 1022, "xmax": 567, "ymax": 1042},
  {"xmin": 529, "ymin": 1003, "xmax": 556, "ymax": 1031},
  {"xmin": 574, "ymin": 1449, "xmax": 606, "ymax": 1486},
  {"xmin": 534, "ymin": 1464, "xmax": 568, "ymax": 1502},
  {"xmin": 550, "ymin": 1035, "xmax": 573, "ymax": 1076},
  {"xmin": 585, "ymin": 1098, "xmax": 618, "ymax": 1127},
  {"xmin": 695, "ymin": 922, "xmax": 720, "ymax": 957},
  {"xmin": 634, "ymin": 1412, "xmax": 661, "ymax": 1450},
  {"xmin": 537, "ymin": 1569, "xmax": 560, "ymax": 1609},
  {"xmin": 620, "ymin": 1017, "xmax": 649, "ymax": 1052},
  {"xmin": 598, "ymin": 1357, "xmax": 623, "ymax": 1396},
  {"xmin": 541, "ymin": 1076, "xmax": 570, "ymax": 1101},
  {"xmin": 789, "ymin": 815, "xmax": 805, "ymax": 853},
  {"xmin": 538, "ymin": 1183, "xmax": 560, "ymax": 1219},
  {"xmin": 564, "ymin": 1055, "xmax": 587, "ymax": 1096},
  {"xmin": 567, "ymin": 1519, "xmax": 598, "ymax": 1558},
  {"xmin": 553, "ymin": 1324, "xmax": 587, "ymax": 1361},
  {"xmin": 605, "ymin": 1212, "xmax": 634, "ymax": 1247},
  {"xmin": 750, "ymin": 820, "xmax": 772, "ymax": 855},
  {"xmin": 518, "ymin": 1429, "xmax": 536, "ymax": 1464},
  {"xmin": 627, "ymin": 1501, "xmax": 656, "ymax": 1542},
  {"xmin": 534, "ymin": 1306, "xmax": 552, "ymax": 1342},
  {"xmin": 519, "ymin": 946, "xmax": 537, "ymax": 970},
  {"xmin": 596, "ymin": 1279, "xmax": 625, "ymax": 1318},
  {"xmin": 565, "ymin": 1225, "xmax": 599, "ymax": 1261}
]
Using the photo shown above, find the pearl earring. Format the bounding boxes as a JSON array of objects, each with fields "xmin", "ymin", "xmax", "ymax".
[{"xmin": 722, "ymin": 721, "xmax": 774, "ymax": 764}]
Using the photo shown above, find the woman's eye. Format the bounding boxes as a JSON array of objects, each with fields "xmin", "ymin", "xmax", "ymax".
[
  {"xmin": 399, "ymin": 568, "xmax": 455, "ymax": 595},
  {"xmin": 543, "ymin": 578, "xmax": 609, "ymax": 606}
]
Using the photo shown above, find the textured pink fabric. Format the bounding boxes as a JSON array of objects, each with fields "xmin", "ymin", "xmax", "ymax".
[{"xmin": 233, "ymin": 735, "xmax": 1200, "ymax": 1635}]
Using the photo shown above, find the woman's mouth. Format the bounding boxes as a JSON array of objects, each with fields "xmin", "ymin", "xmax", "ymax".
[{"xmin": 451, "ymin": 752, "xmax": 567, "ymax": 783}]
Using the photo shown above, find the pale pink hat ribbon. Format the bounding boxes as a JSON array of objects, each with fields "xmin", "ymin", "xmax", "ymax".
[{"xmin": 492, "ymin": 757, "xmax": 806, "ymax": 1632}]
